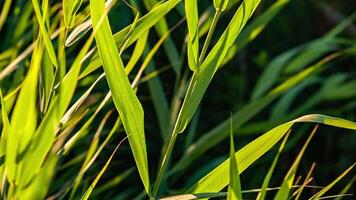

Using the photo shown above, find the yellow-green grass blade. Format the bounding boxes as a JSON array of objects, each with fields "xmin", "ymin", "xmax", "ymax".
[
  {"xmin": 213, "ymin": 0, "xmax": 229, "ymax": 11},
  {"xmin": 0, "ymin": 0, "xmax": 12, "ymax": 31},
  {"xmin": 63, "ymin": 0, "xmax": 82, "ymax": 28},
  {"xmin": 16, "ymin": 97, "xmax": 59, "ymax": 188},
  {"xmin": 90, "ymin": 0, "xmax": 150, "ymax": 193},
  {"xmin": 15, "ymin": 26, "xmax": 96, "ymax": 188},
  {"xmin": 0, "ymin": 89, "xmax": 10, "ymax": 161},
  {"xmin": 257, "ymin": 131, "xmax": 290, "ymax": 200},
  {"xmin": 39, "ymin": 49, "xmax": 55, "ymax": 113},
  {"xmin": 309, "ymin": 163, "xmax": 355, "ymax": 200},
  {"xmin": 63, "ymin": 92, "xmax": 111, "ymax": 155},
  {"xmin": 227, "ymin": 118, "xmax": 242, "ymax": 200},
  {"xmin": 294, "ymin": 163, "xmax": 316, "ymax": 200},
  {"xmin": 31, "ymin": 0, "xmax": 58, "ymax": 67},
  {"xmin": 58, "ymin": 32, "xmax": 96, "ymax": 117},
  {"xmin": 81, "ymin": 136, "xmax": 128, "ymax": 200},
  {"xmin": 6, "ymin": 37, "xmax": 43, "ymax": 184},
  {"xmin": 14, "ymin": 155, "xmax": 57, "ymax": 200},
  {"xmin": 64, "ymin": 0, "xmax": 119, "ymax": 47},
  {"xmin": 189, "ymin": 114, "xmax": 356, "ymax": 193},
  {"xmin": 334, "ymin": 175, "xmax": 355, "ymax": 200},
  {"xmin": 273, "ymin": 125, "xmax": 318, "ymax": 200},
  {"xmin": 125, "ymin": 31, "xmax": 149, "ymax": 74},
  {"xmin": 185, "ymin": 0, "xmax": 199, "ymax": 72},
  {"xmin": 79, "ymin": 0, "xmax": 180, "ymax": 79},
  {"xmin": 91, "ymin": 168, "xmax": 135, "ymax": 197},
  {"xmin": 176, "ymin": 0, "xmax": 262, "ymax": 133}
]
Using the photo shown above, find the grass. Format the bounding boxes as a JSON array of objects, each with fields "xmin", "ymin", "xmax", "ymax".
[{"xmin": 0, "ymin": 0, "xmax": 355, "ymax": 199}]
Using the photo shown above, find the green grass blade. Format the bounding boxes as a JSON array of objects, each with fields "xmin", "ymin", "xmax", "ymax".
[
  {"xmin": 125, "ymin": 31, "xmax": 149, "ymax": 74},
  {"xmin": 31, "ymin": 0, "xmax": 58, "ymax": 67},
  {"xmin": 176, "ymin": 0, "xmax": 262, "ymax": 133},
  {"xmin": 189, "ymin": 115, "xmax": 356, "ymax": 193},
  {"xmin": 90, "ymin": 0, "xmax": 150, "ymax": 193},
  {"xmin": 63, "ymin": 0, "xmax": 82, "ymax": 28},
  {"xmin": 257, "ymin": 131, "xmax": 290, "ymax": 200},
  {"xmin": 0, "ymin": 0, "xmax": 12, "ymax": 32},
  {"xmin": 213, "ymin": 0, "xmax": 228, "ymax": 11},
  {"xmin": 227, "ymin": 118, "xmax": 242, "ymax": 200},
  {"xmin": 185, "ymin": 0, "xmax": 199, "ymax": 72},
  {"xmin": 81, "ymin": 137, "xmax": 128, "ymax": 200},
  {"xmin": 80, "ymin": 0, "xmax": 180, "ymax": 79},
  {"xmin": 6, "ymin": 37, "xmax": 43, "ymax": 184}
]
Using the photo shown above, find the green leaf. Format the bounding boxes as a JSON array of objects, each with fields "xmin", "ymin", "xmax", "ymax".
[
  {"xmin": 213, "ymin": 0, "xmax": 229, "ymax": 11},
  {"xmin": 189, "ymin": 114, "xmax": 356, "ymax": 193},
  {"xmin": 90, "ymin": 0, "xmax": 150, "ymax": 193},
  {"xmin": 6, "ymin": 37, "xmax": 43, "ymax": 184},
  {"xmin": 31, "ymin": 0, "xmax": 58, "ymax": 67},
  {"xmin": 63, "ymin": 0, "xmax": 82, "ymax": 28},
  {"xmin": 0, "ymin": 0, "xmax": 12, "ymax": 32},
  {"xmin": 227, "ymin": 118, "xmax": 242, "ymax": 200},
  {"xmin": 185, "ymin": 0, "xmax": 199, "ymax": 72},
  {"xmin": 80, "ymin": 0, "xmax": 180, "ymax": 79},
  {"xmin": 176, "ymin": 0, "xmax": 262, "ymax": 133}
]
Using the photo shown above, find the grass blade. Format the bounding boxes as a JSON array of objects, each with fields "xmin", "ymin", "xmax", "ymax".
[
  {"xmin": 63, "ymin": 0, "xmax": 82, "ymax": 28},
  {"xmin": 185, "ymin": 0, "xmax": 199, "ymax": 72},
  {"xmin": 273, "ymin": 125, "xmax": 319, "ymax": 200},
  {"xmin": 189, "ymin": 115, "xmax": 356, "ymax": 193},
  {"xmin": 31, "ymin": 0, "xmax": 58, "ymax": 67},
  {"xmin": 90, "ymin": 0, "xmax": 150, "ymax": 193},
  {"xmin": 257, "ymin": 130, "xmax": 290, "ymax": 200},
  {"xmin": 227, "ymin": 117, "xmax": 242, "ymax": 200}
]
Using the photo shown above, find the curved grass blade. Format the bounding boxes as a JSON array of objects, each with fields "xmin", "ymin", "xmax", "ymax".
[
  {"xmin": 90, "ymin": 0, "xmax": 150, "ymax": 193},
  {"xmin": 189, "ymin": 114, "xmax": 356, "ymax": 193}
]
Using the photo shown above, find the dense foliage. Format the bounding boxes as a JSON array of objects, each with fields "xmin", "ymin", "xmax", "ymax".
[{"xmin": 0, "ymin": 0, "xmax": 355, "ymax": 199}]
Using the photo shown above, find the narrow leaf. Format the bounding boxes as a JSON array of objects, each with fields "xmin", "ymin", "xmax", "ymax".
[{"xmin": 90, "ymin": 0, "xmax": 150, "ymax": 193}]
